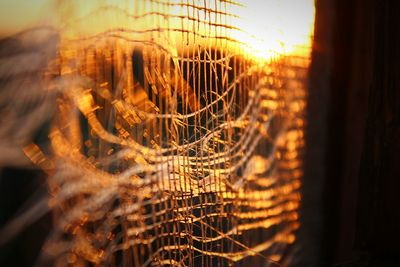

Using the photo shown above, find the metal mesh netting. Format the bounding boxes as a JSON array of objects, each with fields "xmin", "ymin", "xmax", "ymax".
[{"xmin": 11, "ymin": 0, "xmax": 315, "ymax": 266}]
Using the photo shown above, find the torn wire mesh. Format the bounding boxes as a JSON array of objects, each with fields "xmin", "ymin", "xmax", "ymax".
[{"xmin": 2, "ymin": 0, "xmax": 314, "ymax": 266}]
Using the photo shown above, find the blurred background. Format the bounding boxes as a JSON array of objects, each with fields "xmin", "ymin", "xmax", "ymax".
[{"xmin": 1, "ymin": 0, "xmax": 400, "ymax": 266}]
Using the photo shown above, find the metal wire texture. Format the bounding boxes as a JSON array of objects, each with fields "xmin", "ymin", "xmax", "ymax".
[{"xmin": 3, "ymin": 0, "xmax": 315, "ymax": 266}]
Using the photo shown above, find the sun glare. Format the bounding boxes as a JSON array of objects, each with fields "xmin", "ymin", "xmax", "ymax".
[{"xmin": 231, "ymin": 0, "xmax": 315, "ymax": 61}]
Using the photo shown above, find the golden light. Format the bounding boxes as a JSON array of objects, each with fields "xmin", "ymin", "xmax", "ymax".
[
  {"xmin": 0, "ymin": 0, "xmax": 315, "ymax": 61},
  {"xmin": 231, "ymin": 0, "xmax": 315, "ymax": 60},
  {"xmin": 1, "ymin": 0, "xmax": 316, "ymax": 265}
]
